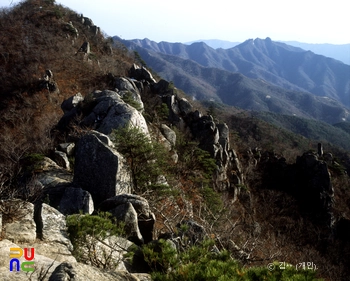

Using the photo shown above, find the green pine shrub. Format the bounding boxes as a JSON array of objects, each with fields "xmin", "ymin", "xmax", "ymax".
[
  {"xmin": 142, "ymin": 239, "xmax": 323, "ymax": 281},
  {"xmin": 121, "ymin": 91, "xmax": 143, "ymax": 111},
  {"xmin": 112, "ymin": 124, "xmax": 171, "ymax": 193},
  {"xmin": 66, "ymin": 212, "xmax": 126, "ymax": 269}
]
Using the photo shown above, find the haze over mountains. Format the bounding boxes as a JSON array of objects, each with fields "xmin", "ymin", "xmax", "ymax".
[{"xmin": 116, "ymin": 37, "xmax": 350, "ymax": 124}]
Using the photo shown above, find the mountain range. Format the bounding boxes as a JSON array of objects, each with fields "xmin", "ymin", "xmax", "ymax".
[
  {"xmin": 187, "ymin": 39, "xmax": 350, "ymax": 65},
  {"xmin": 116, "ymin": 37, "xmax": 350, "ymax": 124}
]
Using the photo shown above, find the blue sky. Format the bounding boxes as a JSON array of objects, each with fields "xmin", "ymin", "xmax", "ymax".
[{"xmin": 1, "ymin": 0, "xmax": 349, "ymax": 44}]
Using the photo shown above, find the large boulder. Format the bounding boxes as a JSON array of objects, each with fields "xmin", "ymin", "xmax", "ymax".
[
  {"xmin": 97, "ymin": 98, "xmax": 148, "ymax": 137},
  {"xmin": 35, "ymin": 203, "xmax": 73, "ymax": 251},
  {"xmin": 115, "ymin": 77, "xmax": 144, "ymax": 111},
  {"xmin": 115, "ymin": 77, "xmax": 138, "ymax": 95},
  {"xmin": 31, "ymin": 241, "xmax": 76, "ymax": 264},
  {"xmin": 61, "ymin": 92, "xmax": 84, "ymax": 113},
  {"xmin": 151, "ymin": 79, "xmax": 174, "ymax": 96},
  {"xmin": 73, "ymin": 133, "xmax": 132, "ymax": 205},
  {"xmin": 160, "ymin": 124, "xmax": 176, "ymax": 147},
  {"xmin": 45, "ymin": 184, "xmax": 94, "ymax": 215},
  {"xmin": 110, "ymin": 202, "xmax": 144, "ymax": 244},
  {"xmin": 98, "ymin": 194, "xmax": 155, "ymax": 244},
  {"xmin": 35, "ymin": 157, "xmax": 73, "ymax": 189},
  {"xmin": 178, "ymin": 97, "xmax": 193, "ymax": 115},
  {"xmin": 129, "ymin": 64, "xmax": 156, "ymax": 84},
  {"xmin": 59, "ymin": 187, "xmax": 94, "ymax": 215},
  {"xmin": 82, "ymin": 90, "xmax": 149, "ymax": 137},
  {"xmin": 58, "ymin": 90, "xmax": 150, "ymax": 138}
]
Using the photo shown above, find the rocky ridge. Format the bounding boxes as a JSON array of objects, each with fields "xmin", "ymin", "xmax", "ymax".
[
  {"xmin": 0, "ymin": 62, "xmax": 245, "ymax": 279},
  {"xmin": 1, "ymin": 61, "xmax": 341, "ymax": 279}
]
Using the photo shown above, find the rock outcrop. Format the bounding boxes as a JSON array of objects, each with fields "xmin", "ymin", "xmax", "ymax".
[
  {"xmin": 79, "ymin": 14, "xmax": 100, "ymax": 35},
  {"xmin": 0, "ymin": 64, "xmax": 248, "ymax": 279},
  {"xmin": 89, "ymin": 90, "xmax": 149, "ymax": 137},
  {"xmin": 160, "ymin": 124, "xmax": 176, "ymax": 148},
  {"xmin": 0, "ymin": 238, "xmax": 148, "ymax": 281},
  {"xmin": 57, "ymin": 70, "xmax": 244, "ymax": 200},
  {"xmin": 59, "ymin": 90, "xmax": 149, "ymax": 137},
  {"xmin": 3, "ymin": 200, "xmax": 36, "ymax": 243},
  {"xmin": 61, "ymin": 92, "xmax": 84, "ymax": 113},
  {"xmin": 39, "ymin": 69, "xmax": 59, "ymax": 95},
  {"xmin": 295, "ymin": 152, "xmax": 334, "ymax": 223},
  {"xmin": 129, "ymin": 63, "xmax": 156, "ymax": 84},
  {"xmin": 150, "ymin": 78, "xmax": 244, "ymax": 194},
  {"xmin": 73, "ymin": 132, "xmax": 132, "ymax": 205},
  {"xmin": 0, "ymin": 199, "xmax": 151, "ymax": 280},
  {"xmin": 35, "ymin": 157, "xmax": 73, "ymax": 189},
  {"xmin": 260, "ymin": 151, "xmax": 334, "ymax": 226},
  {"xmin": 35, "ymin": 203, "xmax": 73, "ymax": 251},
  {"xmin": 115, "ymin": 77, "xmax": 144, "ymax": 111},
  {"xmin": 49, "ymin": 185, "xmax": 94, "ymax": 215},
  {"xmin": 98, "ymin": 194, "xmax": 156, "ymax": 244}
]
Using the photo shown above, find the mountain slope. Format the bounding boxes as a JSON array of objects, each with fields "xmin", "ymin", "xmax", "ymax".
[
  {"xmin": 121, "ymin": 41, "xmax": 350, "ymax": 124},
  {"xmin": 250, "ymin": 111, "xmax": 350, "ymax": 151},
  {"xmin": 284, "ymin": 41, "xmax": 350, "ymax": 65},
  {"xmin": 120, "ymin": 37, "xmax": 350, "ymax": 108}
]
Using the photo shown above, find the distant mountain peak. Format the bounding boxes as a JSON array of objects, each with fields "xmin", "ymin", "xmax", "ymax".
[
  {"xmin": 118, "ymin": 36, "xmax": 350, "ymax": 123},
  {"xmin": 185, "ymin": 38, "xmax": 350, "ymax": 65},
  {"xmin": 185, "ymin": 39, "xmax": 240, "ymax": 49}
]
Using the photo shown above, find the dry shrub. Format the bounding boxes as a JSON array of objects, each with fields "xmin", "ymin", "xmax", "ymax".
[
  {"xmin": 0, "ymin": 90, "xmax": 59, "ymax": 199},
  {"xmin": 0, "ymin": 199, "xmax": 28, "ymax": 225},
  {"xmin": 0, "ymin": 0, "xmax": 135, "ymax": 199}
]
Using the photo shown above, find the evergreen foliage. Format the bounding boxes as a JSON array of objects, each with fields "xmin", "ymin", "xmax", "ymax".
[
  {"xmin": 66, "ymin": 212, "xmax": 125, "ymax": 268},
  {"xmin": 175, "ymin": 129, "xmax": 217, "ymax": 179},
  {"xmin": 112, "ymin": 125, "xmax": 169, "ymax": 193},
  {"xmin": 121, "ymin": 91, "xmax": 143, "ymax": 111},
  {"xmin": 133, "ymin": 50, "xmax": 147, "ymax": 67},
  {"xmin": 140, "ymin": 239, "xmax": 322, "ymax": 281}
]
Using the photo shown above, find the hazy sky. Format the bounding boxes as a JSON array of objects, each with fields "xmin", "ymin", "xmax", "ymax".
[{"xmin": 1, "ymin": 0, "xmax": 349, "ymax": 44}]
